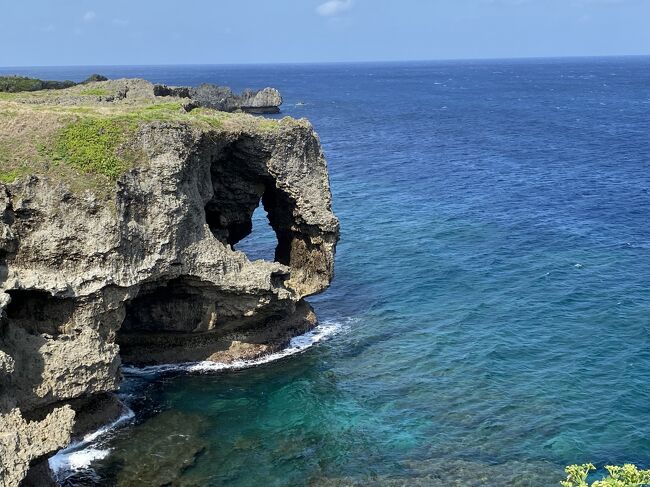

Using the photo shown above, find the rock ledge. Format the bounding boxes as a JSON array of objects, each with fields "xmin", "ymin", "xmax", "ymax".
[{"xmin": 0, "ymin": 79, "xmax": 338, "ymax": 486}]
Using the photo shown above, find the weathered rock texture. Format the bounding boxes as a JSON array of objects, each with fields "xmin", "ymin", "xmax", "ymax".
[
  {"xmin": 190, "ymin": 85, "xmax": 283, "ymax": 113},
  {"xmin": 9, "ymin": 78, "xmax": 283, "ymax": 114},
  {"xmin": 0, "ymin": 79, "xmax": 337, "ymax": 486},
  {"xmin": 154, "ymin": 83, "xmax": 283, "ymax": 113}
]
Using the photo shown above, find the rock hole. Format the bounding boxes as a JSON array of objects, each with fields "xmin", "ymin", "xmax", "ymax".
[
  {"xmin": 120, "ymin": 277, "xmax": 218, "ymax": 334},
  {"xmin": 4, "ymin": 289, "xmax": 74, "ymax": 336},
  {"xmin": 203, "ymin": 143, "xmax": 296, "ymax": 265},
  {"xmin": 234, "ymin": 202, "xmax": 279, "ymax": 262}
]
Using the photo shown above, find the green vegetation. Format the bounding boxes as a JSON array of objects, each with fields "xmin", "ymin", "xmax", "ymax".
[
  {"xmin": 80, "ymin": 74, "xmax": 109, "ymax": 83},
  {"xmin": 0, "ymin": 83, "xmax": 286, "ymax": 198},
  {"xmin": 80, "ymin": 87, "xmax": 110, "ymax": 96},
  {"xmin": 0, "ymin": 76, "xmax": 75, "ymax": 93},
  {"xmin": 0, "ymin": 103, "xmax": 226, "ymax": 193},
  {"xmin": 0, "ymin": 74, "xmax": 109, "ymax": 94},
  {"xmin": 52, "ymin": 118, "xmax": 138, "ymax": 179},
  {"xmin": 0, "ymin": 167, "xmax": 28, "ymax": 183},
  {"xmin": 562, "ymin": 464, "xmax": 650, "ymax": 487}
]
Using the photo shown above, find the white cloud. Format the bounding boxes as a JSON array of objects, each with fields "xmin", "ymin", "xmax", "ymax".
[
  {"xmin": 82, "ymin": 11, "xmax": 96, "ymax": 22},
  {"xmin": 316, "ymin": 0, "xmax": 353, "ymax": 17}
]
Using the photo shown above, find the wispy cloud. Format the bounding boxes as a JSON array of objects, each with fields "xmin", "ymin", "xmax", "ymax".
[
  {"xmin": 82, "ymin": 11, "xmax": 96, "ymax": 22},
  {"xmin": 316, "ymin": 0, "xmax": 353, "ymax": 17},
  {"xmin": 112, "ymin": 18, "xmax": 129, "ymax": 27}
]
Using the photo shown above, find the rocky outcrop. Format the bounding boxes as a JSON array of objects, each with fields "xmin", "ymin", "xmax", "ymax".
[
  {"xmin": 190, "ymin": 85, "xmax": 283, "ymax": 113},
  {"xmin": 154, "ymin": 83, "xmax": 283, "ymax": 113},
  {"xmin": 0, "ymin": 79, "xmax": 337, "ymax": 486},
  {"xmin": 10, "ymin": 78, "xmax": 283, "ymax": 114},
  {"xmin": 1, "ymin": 75, "xmax": 281, "ymax": 114},
  {"xmin": 0, "ymin": 407, "xmax": 75, "ymax": 487}
]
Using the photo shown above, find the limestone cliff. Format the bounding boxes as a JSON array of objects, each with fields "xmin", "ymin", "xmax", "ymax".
[
  {"xmin": 0, "ymin": 79, "xmax": 338, "ymax": 486},
  {"xmin": 187, "ymin": 84, "xmax": 283, "ymax": 113},
  {"xmin": 153, "ymin": 82, "xmax": 283, "ymax": 113}
]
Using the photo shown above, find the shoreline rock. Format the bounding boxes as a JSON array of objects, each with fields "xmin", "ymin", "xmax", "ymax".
[
  {"xmin": 0, "ymin": 79, "xmax": 337, "ymax": 486},
  {"xmin": 154, "ymin": 83, "xmax": 283, "ymax": 113}
]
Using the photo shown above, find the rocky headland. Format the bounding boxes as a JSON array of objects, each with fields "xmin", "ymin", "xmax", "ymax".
[
  {"xmin": 0, "ymin": 78, "xmax": 337, "ymax": 486},
  {"xmin": 0, "ymin": 75, "xmax": 283, "ymax": 114}
]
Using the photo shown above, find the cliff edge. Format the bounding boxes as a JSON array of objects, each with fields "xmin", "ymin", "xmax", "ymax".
[{"xmin": 0, "ymin": 79, "xmax": 338, "ymax": 486}]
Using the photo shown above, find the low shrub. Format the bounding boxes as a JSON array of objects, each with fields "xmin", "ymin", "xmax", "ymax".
[{"xmin": 562, "ymin": 464, "xmax": 650, "ymax": 487}]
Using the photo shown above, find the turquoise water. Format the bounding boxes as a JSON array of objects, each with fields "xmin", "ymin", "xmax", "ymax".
[{"xmin": 6, "ymin": 58, "xmax": 650, "ymax": 486}]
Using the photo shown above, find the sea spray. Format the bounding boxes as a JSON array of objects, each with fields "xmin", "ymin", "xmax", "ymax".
[
  {"xmin": 48, "ymin": 407, "xmax": 135, "ymax": 480},
  {"xmin": 123, "ymin": 319, "xmax": 348, "ymax": 376},
  {"xmin": 48, "ymin": 319, "xmax": 348, "ymax": 481}
]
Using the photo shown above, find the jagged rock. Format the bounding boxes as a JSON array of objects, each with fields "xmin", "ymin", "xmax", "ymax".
[
  {"xmin": 81, "ymin": 74, "xmax": 109, "ymax": 84},
  {"xmin": 8, "ymin": 78, "xmax": 283, "ymax": 114},
  {"xmin": 0, "ymin": 79, "xmax": 337, "ymax": 486},
  {"xmin": 0, "ymin": 406, "xmax": 75, "ymax": 487},
  {"xmin": 153, "ymin": 82, "xmax": 283, "ymax": 113},
  {"xmin": 188, "ymin": 84, "xmax": 283, "ymax": 113}
]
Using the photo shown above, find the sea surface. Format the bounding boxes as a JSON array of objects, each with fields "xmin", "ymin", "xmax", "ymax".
[{"xmin": 3, "ymin": 58, "xmax": 650, "ymax": 486}]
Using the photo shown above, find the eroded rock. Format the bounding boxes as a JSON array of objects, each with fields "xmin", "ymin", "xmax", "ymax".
[
  {"xmin": 189, "ymin": 84, "xmax": 283, "ymax": 113},
  {"xmin": 0, "ymin": 406, "xmax": 75, "ymax": 487},
  {"xmin": 0, "ymin": 80, "xmax": 337, "ymax": 486}
]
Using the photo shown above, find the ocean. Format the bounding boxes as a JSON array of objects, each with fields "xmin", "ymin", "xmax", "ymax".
[{"xmin": 3, "ymin": 57, "xmax": 650, "ymax": 486}]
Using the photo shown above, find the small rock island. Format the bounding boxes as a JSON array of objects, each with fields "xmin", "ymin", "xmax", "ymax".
[{"xmin": 0, "ymin": 79, "xmax": 338, "ymax": 486}]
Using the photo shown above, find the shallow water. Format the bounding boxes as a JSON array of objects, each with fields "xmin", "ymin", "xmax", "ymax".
[{"xmin": 5, "ymin": 57, "xmax": 650, "ymax": 486}]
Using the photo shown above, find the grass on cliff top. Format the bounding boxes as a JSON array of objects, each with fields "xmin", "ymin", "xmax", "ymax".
[
  {"xmin": 0, "ymin": 109, "xmax": 139, "ymax": 195},
  {"xmin": 0, "ymin": 97, "xmax": 298, "ymax": 197},
  {"xmin": 53, "ymin": 117, "xmax": 138, "ymax": 179}
]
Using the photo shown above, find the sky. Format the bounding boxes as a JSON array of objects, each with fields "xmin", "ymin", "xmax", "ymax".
[{"xmin": 1, "ymin": 0, "xmax": 650, "ymax": 66}]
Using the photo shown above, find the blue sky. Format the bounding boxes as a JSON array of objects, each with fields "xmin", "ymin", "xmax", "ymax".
[{"xmin": 2, "ymin": 0, "xmax": 650, "ymax": 66}]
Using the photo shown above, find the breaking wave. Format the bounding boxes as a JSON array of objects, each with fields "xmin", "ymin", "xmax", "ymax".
[
  {"xmin": 122, "ymin": 319, "xmax": 348, "ymax": 376},
  {"xmin": 47, "ymin": 318, "xmax": 349, "ymax": 482},
  {"xmin": 48, "ymin": 407, "xmax": 135, "ymax": 480}
]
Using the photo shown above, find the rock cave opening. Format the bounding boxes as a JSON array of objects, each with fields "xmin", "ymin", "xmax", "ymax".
[
  {"xmin": 4, "ymin": 289, "xmax": 74, "ymax": 336},
  {"xmin": 120, "ymin": 276, "xmax": 219, "ymax": 334},
  {"xmin": 115, "ymin": 139, "xmax": 305, "ymax": 362},
  {"xmin": 202, "ymin": 140, "xmax": 296, "ymax": 267},
  {"xmin": 115, "ymin": 274, "xmax": 294, "ymax": 365},
  {"xmin": 234, "ymin": 203, "xmax": 281, "ymax": 262},
  {"xmin": 118, "ymin": 275, "xmax": 285, "ymax": 337}
]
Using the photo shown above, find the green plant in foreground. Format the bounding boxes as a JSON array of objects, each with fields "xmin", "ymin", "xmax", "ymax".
[{"xmin": 561, "ymin": 464, "xmax": 650, "ymax": 487}]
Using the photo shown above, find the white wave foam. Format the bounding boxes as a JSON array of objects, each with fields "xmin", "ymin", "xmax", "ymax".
[
  {"xmin": 52, "ymin": 448, "xmax": 110, "ymax": 472},
  {"xmin": 123, "ymin": 319, "xmax": 349, "ymax": 376},
  {"xmin": 47, "ymin": 318, "xmax": 352, "ymax": 480},
  {"xmin": 48, "ymin": 407, "xmax": 135, "ymax": 478}
]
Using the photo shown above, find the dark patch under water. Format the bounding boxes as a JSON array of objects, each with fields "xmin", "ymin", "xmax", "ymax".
[{"xmin": 5, "ymin": 57, "xmax": 650, "ymax": 486}]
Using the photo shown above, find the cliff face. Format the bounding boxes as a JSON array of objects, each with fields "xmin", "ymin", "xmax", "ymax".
[
  {"xmin": 188, "ymin": 85, "xmax": 283, "ymax": 113},
  {"xmin": 0, "ymin": 79, "xmax": 338, "ymax": 486}
]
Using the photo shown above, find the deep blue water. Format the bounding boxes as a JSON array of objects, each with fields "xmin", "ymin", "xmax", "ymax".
[{"xmin": 4, "ymin": 58, "xmax": 650, "ymax": 486}]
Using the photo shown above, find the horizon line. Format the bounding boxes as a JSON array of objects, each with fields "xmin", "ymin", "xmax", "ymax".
[{"xmin": 1, "ymin": 53, "xmax": 650, "ymax": 70}]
